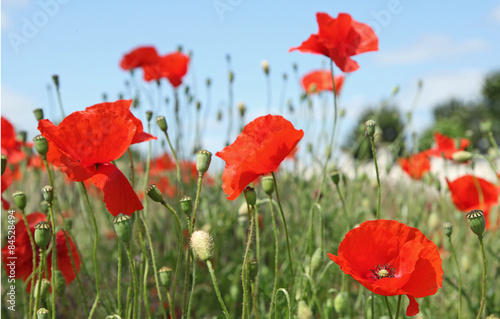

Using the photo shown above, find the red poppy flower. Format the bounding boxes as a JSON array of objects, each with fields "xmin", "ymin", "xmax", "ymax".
[
  {"xmin": 1, "ymin": 212, "xmax": 81, "ymax": 286},
  {"xmin": 446, "ymin": 175, "xmax": 500, "ymax": 228},
  {"xmin": 120, "ymin": 46, "xmax": 160, "ymax": 71},
  {"xmin": 289, "ymin": 13, "xmax": 378, "ymax": 73},
  {"xmin": 424, "ymin": 132, "xmax": 470, "ymax": 160},
  {"xmin": 301, "ymin": 70, "xmax": 344, "ymax": 95},
  {"xmin": 38, "ymin": 104, "xmax": 144, "ymax": 216},
  {"xmin": 142, "ymin": 52, "xmax": 190, "ymax": 88},
  {"xmin": 1, "ymin": 117, "xmax": 25, "ymax": 164},
  {"xmin": 398, "ymin": 152, "xmax": 431, "ymax": 180},
  {"xmin": 328, "ymin": 219, "xmax": 443, "ymax": 316},
  {"xmin": 1, "ymin": 166, "xmax": 13, "ymax": 209},
  {"xmin": 216, "ymin": 115, "xmax": 304, "ymax": 200}
]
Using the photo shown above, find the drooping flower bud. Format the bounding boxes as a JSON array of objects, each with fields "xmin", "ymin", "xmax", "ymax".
[
  {"xmin": 196, "ymin": 150, "xmax": 212, "ymax": 175},
  {"xmin": 145, "ymin": 111, "xmax": 153, "ymax": 122},
  {"xmin": 13, "ymin": 191, "xmax": 27, "ymax": 211},
  {"xmin": 261, "ymin": 60, "xmax": 270, "ymax": 75},
  {"xmin": 33, "ymin": 108, "xmax": 44, "ymax": 121},
  {"xmin": 333, "ymin": 292, "xmax": 347, "ymax": 314},
  {"xmin": 52, "ymin": 74, "xmax": 60, "ymax": 89},
  {"xmin": 53, "ymin": 270, "xmax": 66, "ymax": 296},
  {"xmin": 18, "ymin": 131, "xmax": 27, "ymax": 143},
  {"xmin": 364, "ymin": 120, "xmax": 376, "ymax": 137},
  {"xmin": 156, "ymin": 116, "xmax": 168, "ymax": 132},
  {"xmin": 466, "ymin": 210, "xmax": 486, "ymax": 239},
  {"xmin": 190, "ymin": 230, "xmax": 214, "ymax": 262},
  {"xmin": 452, "ymin": 151, "xmax": 473, "ymax": 163},
  {"xmin": 180, "ymin": 196, "xmax": 192, "ymax": 217},
  {"xmin": 34, "ymin": 221, "xmax": 51, "ymax": 249},
  {"xmin": 310, "ymin": 248, "xmax": 323, "ymax": 273},
  {"xmin": 261, "ymin": 176, "xmax": 275, "ymax": 196},
  {"xmin": 34, "ymin": 135, "xmax": 49, "ymax": 157},
  {"xmin": 113, "ymin": 214, "xmax": 133, "ymax": 244},
  {"xmin": 1, "ymin": 154, "xmax": 7, "ymax": 176},
  {"xmin": 297, "ymin": 300, "xmax": 313, "ymax": 319},
  {"xmin": 104, "ymin": 315, "xmax": 121, "ymax": 319},
  {"xmin": 480, "ymin": 121, "xmax": 492, "ymax": 134},
  {"xmin": 329, "ymin": 170, "xmax": 340, "ymax": 185},
  {"xmin": 248, "ymin": 259, "xmax": 258, "ymax": 281},
  {"xmin": 42, "ymin": 186, "xmax": 54, "ymax": 205},
  {"xmin": 243, "ymin": 187, "xmax": 257, "ymax": 207},
  {"xmin": 146, "ymin": 184, "xmax": 165, "ymax": 204},
  {"xmin": 443, "ymin": 222, "xmax": 453, "ymax": 238},
  {"xmin": 158, "ymin": 266, "xmax": 172, "ymax": 288},
  {"xmin": 37, "ymin": 308, "xmax": 49, "ymax": 319},
  {"xmin": 35, "ymin": 278, "xmax": 51, "ymax": 301}
]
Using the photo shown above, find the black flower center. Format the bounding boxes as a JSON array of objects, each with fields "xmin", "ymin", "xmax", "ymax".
[{"xmin": 370, "ymin": 264, "xmax": 396, "ymax": 280}]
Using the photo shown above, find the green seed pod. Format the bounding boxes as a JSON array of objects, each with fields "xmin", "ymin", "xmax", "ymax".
[
  {"xmin": 34, "ymin": 135, "xmax": 49, "ymax": 157},
  {"xmin": 52, "ymin": 74, "xmax": 60, "ymax": 89},
  {"xmin": 17, "ymin": 131, "xmax": 27, "ymax": 143},
  {"xmin": 248, "ymin": 259, "xmax": 258, "ymax": 281},
  {"xmin": 53, "ymin": 270, "xmax": 66, "ymax": 296},
  {"xmin": 228, "ymin": 71, "xmax": 234, "ymax": 83},
  {"xmin": 334, "ymin": 292, "xmax": 347, "ymax": 314},
  {"xmin": 329, "ymin": 170, "xmax": 340, "ymax": 185},
  {"xmin": 261, "ymin": 60, "xmax": 270, "ymax": 75},
  {"xmin": 146, "ymin": 184, "xmax": 165, "ymax": 204},
  {"xmin": 145, "ymin": 111, "xmax": 153, "ymax": 122},
  {"xmin": 190, "ymin": 230, "xmax": 213, "ymax": 262},
  {"xmin": 158, "ymin": 266, "xmax": 172, "ymax": 288},
  {"xmin": 467, "ymin": 210, "xmax": 486, "ymax": 239},
  {"xmin": 41, "ymin": 186, "xmax": 53, "ymax": 205},
  {"xmin": 243, "ymin": 187, "xmax": 257, "ymax": 207},
  {"xmin": 1, "ymin": 154, "xmax": 7, "ymax": 176},
  {"xmin": 451, "ymin": 151, "xmax": 473, "ymax": 163},
  {"xmin": 237, "ymin": 101, "xmax": 246, "ymax": 117},
  {"xmin": 113, "ymin": 214, "xmax": 133, "ymax": 244},
  {"xmin": 179, "ymin": 196, "xmax": 192, "ymax": 217},
  {"xmin": 35, "ymin": 278, "xmax": 51, "ymax": 301},
  {"xmin": 196, "ymin": 150, "xmax": 212, "ymax": 175},
  {"xmin": 156, "ymin": 116, "xmax": 168, "ymax": 132},
  {"xmin": 261, "ymin": 176, "xmax": 274, "ymax": 196},
  {"xmin": 443, "ymin": 222, "xmax": 453, "ymax": 238},
  {"xmin": 13, "ymin": 191, "xmax": 27, "ymax": 211},
  {"xmin": 33, "ymin": 108, "xmax": 44, "ymax": 121},
  {"xmin": 37, "ymin": 308, "xmax": 49, "ymax": 319},
  {"xmin": 365, "ymin": 120, "xmax": 376, "ymax": 137},
  {"xmin": 297, "ymin": 300, "xmax": 313, "ymax": 319},
  {"xmin": 310, "ymin": 248, "xmax": 323, "ymax": 273},
  {"xmin": 206, "ymin": 78, "xmax": 211, "ymax": 87},
  {"xmin": 35, "ymin": 221, "xmax": 51, "ymax": 249}
]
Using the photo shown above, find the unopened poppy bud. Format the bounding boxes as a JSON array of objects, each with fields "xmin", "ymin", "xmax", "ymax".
[
  {"xmin": 37, "ymin": 308, "xmax": 49, "ymax": 319},
  {"xmin": 105, "ymin": 315, "xmax": 121, "ymax": 319},
  {"xmin": 52, "ymin": 74, "xmax": 60, "ymax": 88},
  {"xmin": 237, "ymin": 101, "xmax": 246, "ymax": 117},
  {"xmin": 329, "ymin": 170, "xmax": 340, "ymax": 185},
  {"xmin": 392, "ymin": 85, "xmax": 400, "ymax": 95},
  {"xmin": 261, "ymin": 60, "xmax": 270, "ymax": 75},
  {"xmin": 243, "ymin": 187, "xmax": 257, "ymax": 207},
  {"xmin": 452, "ymin": 151, "xmax": 473, "ymax": 163},
  {"xmin": 480, "ymin": 121, "xmax": 492, "ymax": 134},
  {"xmin": 145, "ymin": 111, "xmax": 153, "ymax": 122},
  {"xmin": 180, "ymin": 196, "xmax": 192, "ymax": 217},
  {"xmin": 156, "ymin": 116, "xmax": 168, "ymax": 132},
  {"xmin": 466, "ymin": 210, "xmax": 486, "ymax": 239},
  {"xmin": 427, "ymin": 212, "xmax": 440, "ymax": 230},
  {"xmin": 33, "ymin": 108, "xmax": 44, "ymax": 121},
  {"xmin": 113, "ymin": 214, "xmax": 133, "ymax": 244},
  {"xmin": 339, "ymin": 109, "xmax": 346, "ymax": 118},
  {"xmin": 196, "ymin": 150, "xmax": 212, "ymax": 175},
  {"xmin": 443, "ymin": 222, "xmax": 453, "ymax": 238},
  {"xmin": 248, "ymin": 259, "xmax": 258, "ymax": 281},
  {"xmin": 283, "ymin": 73, "xmax": 288, "ymax": 81},
  {"xmin": 1, "ymin": 154, "xmax": 7, "ymax": 175},
  {"xmin": 54, "ymin": 270, "xmax": 66, "ymax": 296},
  {"xmin": 146, "ymin": 184, "xmax": 165, "ymax": 204},
  {"xmin": 486, "ymin": 314, "xmax": 500, "ymax": 319},
  {"xmin": 310, "ymin": 248, "xmax": 322, "ymax": 273},
  {"xmin": 35, "ymin": 221, "xmax": 51, "ymax": 249},
  {"xmin": 365, "ymin": 120, "xmax": 376, "ymax": 137},
  {"xmin": 13, "ymin": 191, "xmax": 27, "ymax": 210},
  {"xmin": 190, "ymin": 230, "xmax": 214, "ymax": 262},
  {"xmin": 18, "ymin": 131, "xmax": 27, "ymax": 143},
  {"xmin": 333, "ymin": 292, "xmax": 347, "ymax": 314},
  {"xmin": 34, "ymin": 135, "xmax": 49, "ymax": 157},
  {"xmin": 206, "ymin": 78, "xmax": 212, "ymax": 87},
  {"xmin": 35, "ymin": 278, "xmax": 51, "ymax": 300},
  {"xmin": 158, "ymin": 266, "xmax": 172, "ymax": 288},
  {"xmin": 297, "ymin": 300, "xmax": 313, "ymax": 319},
  {"xmin": 261, "ymin": 176, "xmax": 275, "ymax": 196},
  {"xmin": 229, "ymin": 71, "xmax": 234, "ymax": 83},
  {"xmin": 42, "ymin": 185, "xmax": 54, "ymax": 205}
]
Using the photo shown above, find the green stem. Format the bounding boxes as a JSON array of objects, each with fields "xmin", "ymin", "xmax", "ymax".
[
  {"xmin": 33, "ymin": 249, "xmax": 45, "ymax": 319},
  {"xmin": 394, "ymin": 295, "xmax": 403, "ymax": 319},
  {"xmin": 54, "ymin": 82, "xmax": 65, "ymax": 119},
  {"xmin": 137, "ymin": 229, "xmax": 152, "ymax": 319},
  {"xmin": 268, "ymin": 196, "xmax": 279, "ymax": 319},
  {"xmin": 274, "ymin": 288, "xmax": 291, "ymax": 319},
  {"xmin": 125, "ymin": 244, "xmax": 138, "ymax": 319},
  {"xmin": 448, "ymin": 237, "xmax": 462, "ymax": 319},
  {"xmin": 371, "ymin": 292, "xmax": 375, "ymax": 319},
  {"xmin": 335, "ymin": 183, "xmax": 349, "ymax": 226},
  {"xmin": 162, "ymin": 130, "xmax": 182, "ymax": 196},
  {"xmin": 186, "ymin": 256, "xmax": 196, "ymax": 318},
  {"xmin": 370, "ymin": 137, "xmax": 381, "ymax": 220},
  {"xmin": 20, "ymin": 211, "xmax": 36, "ymax": 319},
  {"xmin": 383, "ymin": 296, "xmax": 393, "ymax": 319},
  {"xmin": 190, "ymin": 175, "xmax": 204, "ymax": 232},
  {"xmin": 476, "ymin": 238, "xmax": 487, "ymax": 319},
  {"xmin": 242, "ymin": 204, "xmax": 255, "ymax": 319},
  {"xmin": 43, "ymin": 158, "xmax": 55, "ymax": 190},
  {"xmin": 206, "ymin": 260, "xmax": 230, "ymax": 318},
  {"xmin": 487, "ymin": 131, "xmax": 500, "ymax": 157},
  {"xmin": 117, "ymin": 242, "xmax": 123, "ymax": 317},
  {"xmin": 127, "ymin": 148, "xmax": 135, "ymax": 187},
  {"xmin": 47, "ymin": 204, "xmax": 57, "ymax": 319},
  {"xmin": 63, "ymin": 231, "xmax": 89, "ymax": 317}
]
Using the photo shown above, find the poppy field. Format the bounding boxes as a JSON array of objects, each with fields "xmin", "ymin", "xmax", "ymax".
[{"xmin": 2, "ymin": 10, "xmax": 500, "ymax": 319}]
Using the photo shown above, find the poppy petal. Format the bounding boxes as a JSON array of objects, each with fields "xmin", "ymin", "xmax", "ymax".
[
  {"xmin": 406, "ymin": 295, "xmax": 420, "ymax": 316},
  {"xmin": 54, "ymin": 230, "xmax": 81, "ymax": 284}
]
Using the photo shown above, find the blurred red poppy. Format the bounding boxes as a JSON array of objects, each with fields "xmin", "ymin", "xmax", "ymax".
[
  {"xmin": 328, "ymin": 219, "xmax": 443, "ymax": 316},
  {"xmin": 301, "ymin": 70, "xmax": 344, "ymax": 95},
  {"xmin": 398, "ymin": 152, "xmax": 431, "ymax": 180},
  {"xmin": 446, "ymin": 175, "xmax": 500, "ymax": 228},
  {"xmin": 216, "ymin": 115, "xmax": 304, "ymax": 200},
  {"xmin": 38, "ymin": 102, "xmax": 145, "ymax": 216},
  {"xmin": 424, "ymin": 132, "xmax": 470, "ymax": 160},
  {"xmin": 1, "ymin": 117, "xmax": 25, "ymax": 164},
  {"xmin": 289, "ymin": 12, "xmax": 378, "ymax": 73},
  {"xmin": 1, "ymin": 166, "xmax": 13, "ymax": 209},
  {"xmin": 1, "ymin": 212, "xmax": 81, "ymax": 286},
  {"xmin": 143, "ymin": 52, "xmax": 190, "ymax": 88},
  {"xmin": 120, "ymin": 46, "xmax": 160, "ymax": 71}
]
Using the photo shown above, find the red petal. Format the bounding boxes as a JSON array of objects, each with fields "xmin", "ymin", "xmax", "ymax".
[
  {"xmin": 120, "ymin": 46, "xmax": 159, "ymax": 70},
  {"xmin": 1, "ymin": 117, "xmax": 25, "ymax": 164},
  {"xmin": 406, "ymin": 295, "xmax": 420, "ymax": 316},
  {"xmin": 89, "ymin": 163, "xmax": 143, "ymax": 216},
  {"xmin": 53, "ymin": 231, "xmax": 81, "ymax": 284},
  {"xmin": 160, "ymin": 52, "xmax": 190, "ymax": 88},
  {"xmin": 289, "ymin": 34, "xmax": 330, "ymax": 56},
  {"xmin": 301, "ymin": 70, "xmax": 344, "ymax": 95}
]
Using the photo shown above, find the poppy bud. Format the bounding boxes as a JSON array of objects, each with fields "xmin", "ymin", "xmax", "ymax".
[
  {"xmin": 466, "ymin": 210, "xmax": 486, "ymax": 239},
  {"xmin": 333, "ymin": 292, "xmax": 347, "ymax": 314},
  {"xmin": 1, "ymin": 154, "xmax": 7, "ymax": 176},
  {"xmin": 297, "ymin": 300, "xmax": 313, "ymax": 319},
  {"xmin": 146, "ymin": 184, "xmax": 165, "ymax": 204},
  {"xmin": 35, "ymin": 278, "xmax": 51, "ymax": 301},
  {"xmin": 427, "ymin": 212, "xmax": 440, "ymax": 230},
  {"xmin": 480, "ymin": 121, "xmax": 492, "ymax": 134},
  {"xmin": 33, "ymin": 108, "xmax": 44, "ymax": 121},
  {"xmin": 261, "ymin": 176, "xmax": 275, "ymax": 196},
  {"xmin": 42, "ymin": 185, "xmax": 54, "ymax": 205},
  {"xmin": 17, "ymin": 131, "xmax": 27, "ymax": 143},
  {"xmin": 180, "ymin": 196, "xmax": 192, "ymax": 217},
  {"xmin": 486, "ymin": 314, "xmax": 500, "ymax": 319},
  {"xmin": 283, "ymin": 73, "xmax": 288, "ymax": 81},
  {"xmin": 451, "ymin": 151, "xmax": 473, "ymax": 163},
  {"xmin": 310, "ymin": 248, "xmax": 322, "ymax": 273},
  {"xmin": 248, "ymin": 259, "xmax": 258, "ymax": 281},
  {"xmin": 196, "ymin": 101, "xmax": 201, "ymax": 111},
  {"xmin": 34, "ymin": 135, "xmax": 49, "ymax": 157},
  {"xmin": 52, "ymin": 74, "xmax": 60, "ymax": 89},
  {"xmin": 206, "ymin": 78, "xmax": 212, "ymax": 87},
  {"xmin": 34, "ymin": 221, "xmax": 51, "ymax": 249},
  {"xmin": 145, "ymin": 111, "xmax": 153, "ymax": 122},
  {"xmin": 329, "ymin": 170, "xmax": 340, "ymax": 185},
  {"xmin": 190, "ymin": 230, "xmax": 214, "ymax": 262},
  {"xmin": 158, "ymin": 266, "xmax": 172, "ymax": 288},
  {"xmin": 113, "ymin": 214, "xmax": 133, "ymax": 244},
  {"xmin": 261, "ymin": 60, "xmax": 270, "ymax": 75},
  {"xmin": 13, "ymin": 191, "xmax": 27, "ymax": 211},
  {"xmin": 156, "ymin": 116, "xmax": 168, "ymax": 132},
  {"xmin": 243, "ymin": 187, "xmax": 257, "ymax": 207},
  {"xmin": 40, "ymin": 200, "xmax": 49, "ymax": 214},
  {"xmin": 443, "ymin": 222, "xmax": 453, "ymax": 238},
  {"xmin": 237, "ymin": 101, "xmax": 246, "ymax": 117},
  {"xmin": 364, "ymin": 120, "xmax": 376, "ymax": 137},
  {"xmin": 339, "ymin": 109, "xmax": 346, "ymax": 118},
  {"xmin": 196, "ymin": 150, "xmax": 212, "ymax": 175},
  {"xmin": 105, "ymin": 315, "xmax": 121, "ymax": 319},
  {"xmin": 229, "ymin": 71, "xmax": 234, "ymax": 83},
  {"xmin": 54, "ymin": 270, "xmax": 66, "ymax": 296},
  {"xmin": 392, "ymin": 85, "xmax": 400, "ymax": 95},
  {"xmin": 37, "ymin": 308, "xmax": 49, "ymax": 319}
]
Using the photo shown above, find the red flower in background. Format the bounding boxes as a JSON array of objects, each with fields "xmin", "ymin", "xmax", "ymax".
[
  {"xmin": 1, "ymin": 212, "xmax": 81, "ymax": 285},
  {"xmin": 424, "ymin": 132, "xmax": 470, "ymax": 160},
  {"xmin": 328, "ymin": 219, "xmax": 443, "ymax": 316},
  {"xmin": 216, "ymin": 115, "xmax": 304, "ymax": 200},
  {"xmin": 301, "ymin": 70, "xmax": 344, "ymax": 95},
  {"xmin": 38, "ymin": 101, "xmax": 146, "ymax": 216},
  {"xmin": 398, "ymin": 152, "xmax": 431, "ymax": 180},
  {"xmin": 289, "ymin": 12, "xmax": 378, "ymax": 73},
  {"xmin": 1, "ymin": 117, "xmax": 25, "ymax": 164},
  {"xmin": 143, "ymin": 52, "xmax": 190, "ymax": 88},
  {"xmin": 446, "ymin": 175, "xmax": 500, "ymax": 228},
  {"xmin": 120, "ymin": 46, "xmax": 160, "ymax": 71},
  {"xmin": 1, "ymin": 166, "xmax": 14, "ymax": 209}
]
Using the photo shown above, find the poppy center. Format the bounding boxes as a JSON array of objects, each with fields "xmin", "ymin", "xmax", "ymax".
[{"xmin": 370, "ymin": 264, "xmax": 396, "ymax": 280}]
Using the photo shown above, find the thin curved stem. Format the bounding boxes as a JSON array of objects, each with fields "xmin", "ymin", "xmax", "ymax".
[
  {"xmin": 384, "ymin": 296, "xmax": 393, "ymax": 319},
  {"xmin": 476, "ymin": 238, "xmax": 487, "ymax": 319},
  {"xmin": 117, "ymin": 242, "xmax": 123, "ymax": 317},
  {"xmin": 370, "ymin": 137, "xmax": 381, "ymax": 220},
  {"xmin": 63, "ymin": 231, "xmax": 89, "ymax": 316},
  {"xmin": 448, "ymin": 237, "xmax": 462, "ymax": 319},
  {"xmin": 268, "ymin": 196, "xmax": 279, "ymax": 319},
  {"xmin": 125, "ymin": 244, "xmax": 138, "ymax": 319},
  {"xmin": 33, "ymin": 249, "xmax": 45, "ymax": 319},
  {"xmin": 274, "ymin": 288, "xmax": 291, "ymax": 319},
  {"xmin": 162, "ymin": 130, "xmax": 182, "ymax": 196},
  {"xmin": 20, "ymin": 211, "xmax": 36, "ymax": 319},
  {"xmin": 190, "ymin": 174, "xmax": 204, "ymax": 232},
  {"xmin": 47, "ymin": 204, "xmax": 57, "ymax": 319},
  {"xmin": 206, "ymin": 260, "xmax": 230, "ymax": 318},
  {"xmin": 242, "ymin": 204, "xmax": 255, "ymax": 319},
  {"xmin": 127, "ymin": 148, "xmax": 135, "ymax": 187},
  {"xmin": 394, "ymin": 295, "xmax": 403, "ymax": 319}
]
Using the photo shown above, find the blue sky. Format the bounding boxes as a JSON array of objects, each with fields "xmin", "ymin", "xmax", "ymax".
[{"xmin": 2, "ymin": 0, "xmax": 500, "ymax": 160}]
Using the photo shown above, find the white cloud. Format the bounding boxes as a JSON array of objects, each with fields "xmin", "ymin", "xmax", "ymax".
[
  {"xmin": 375, "ymin": 34, "xmax": 490, "ymax": 66},
  {"xmin": 491, "ymin": 4, "xmax": 500, "ymax": 24},
  {"xmin": 1, "ymin": 87, "xmax": 39, "ymax": 140}
]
